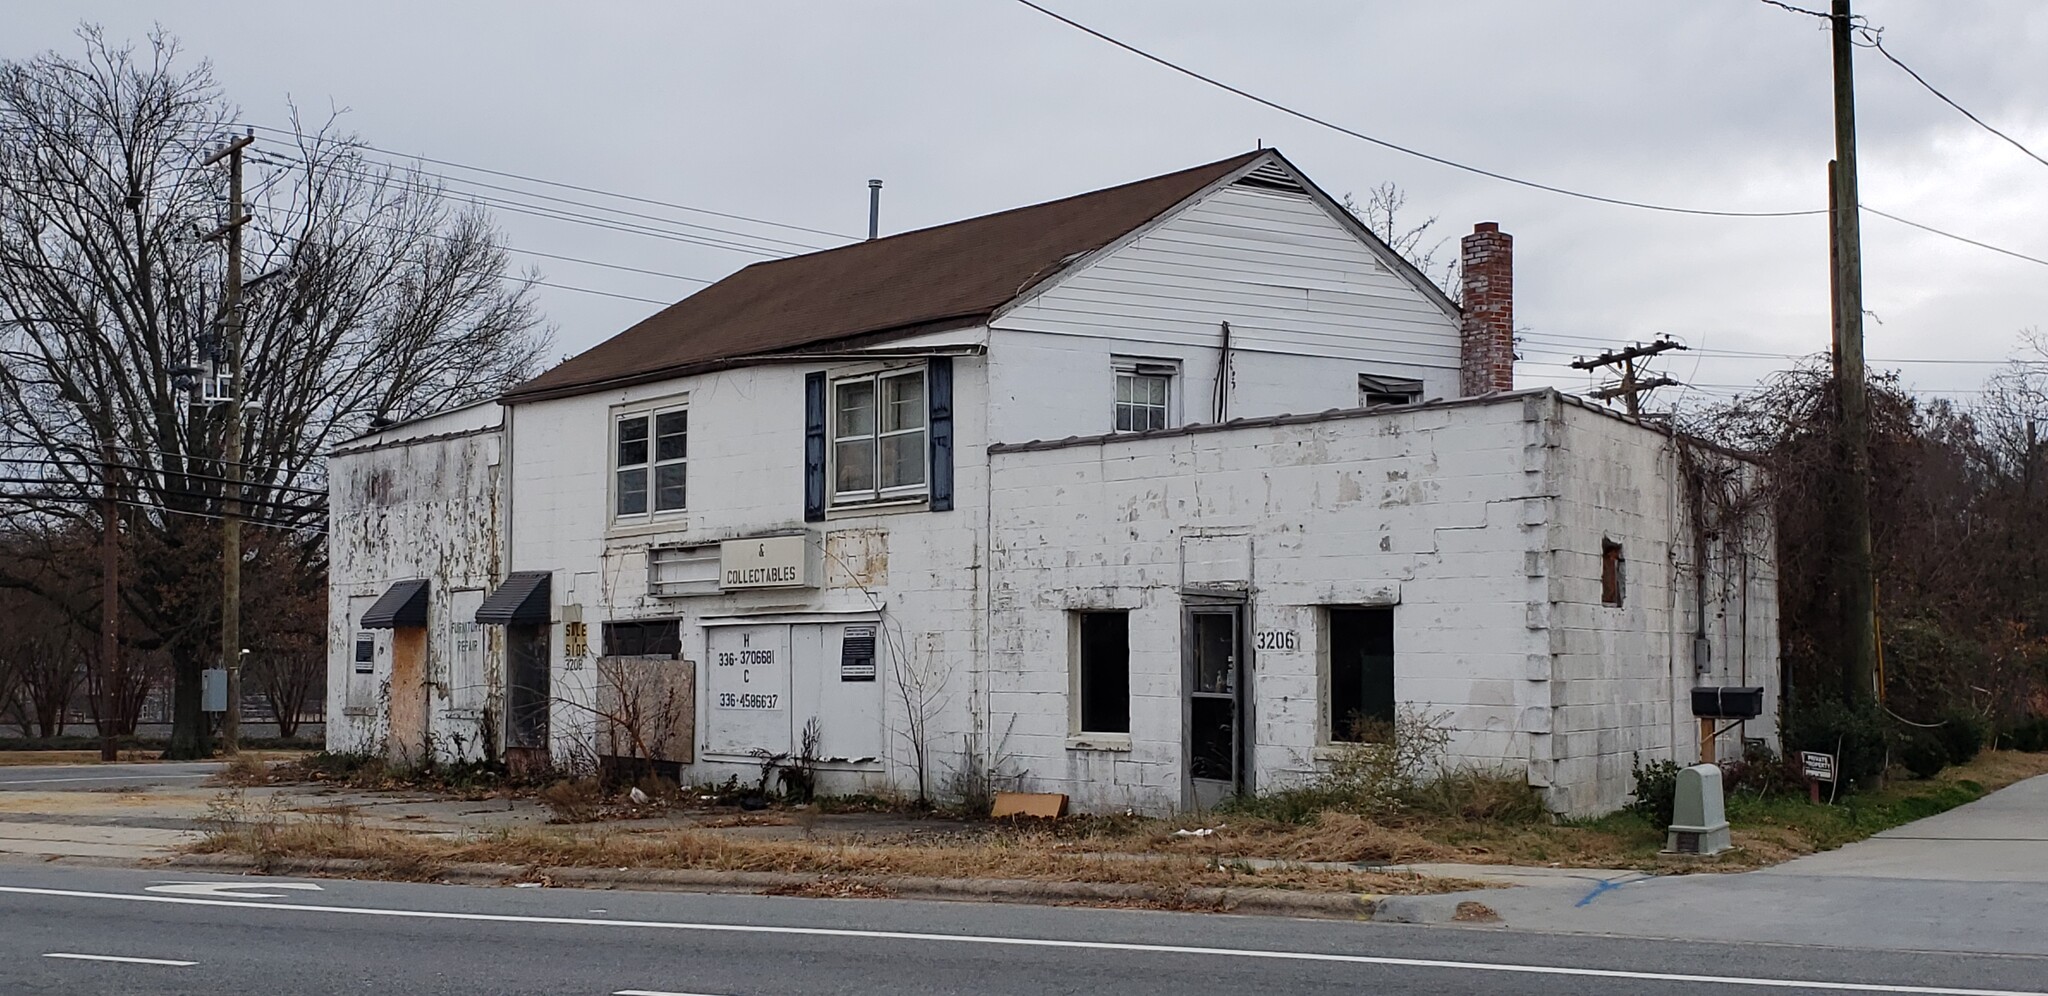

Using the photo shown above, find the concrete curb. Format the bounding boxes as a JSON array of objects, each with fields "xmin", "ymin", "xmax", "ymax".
[{"xmin": 166, "ymin": 853, "xmax": 1387, "ymax": 920}]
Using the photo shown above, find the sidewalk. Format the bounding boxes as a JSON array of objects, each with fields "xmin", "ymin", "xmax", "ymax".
[{"xmin": 1458, "ymin": 773, "xmax": 2048, "ymax": 955}]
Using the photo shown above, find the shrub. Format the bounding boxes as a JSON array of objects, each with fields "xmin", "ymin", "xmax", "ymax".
[
  {"xmin": 1898, "ymin": 732, "xmax": 1948, "ymax": 779},
  {"xmin": 1405, "ymin": 768, "xmax": 1547, "ymax": 823},
  {"xmin": 1721, "ymin": 741, "xmax": 1800, "ymax": 797},
  {"xmin": 1933, "ymin": 710, "xmax": 1989, "ymax": 766},
  {"xmin": 1998, "ymin": 716, "xmax": 2048, "ymax": 753},
  {"xmin": 1625, "ymin": 755, "xmax": 1681, "ymax": 827},
  {"xmin": 1783, "ymin": 698, "xmax": 1892, "ymax": 787}
]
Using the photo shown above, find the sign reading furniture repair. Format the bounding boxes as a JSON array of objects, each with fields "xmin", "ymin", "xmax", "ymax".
[{"xmin": 720, "ymin": 534, "xmax": 812, "ymax": 590}]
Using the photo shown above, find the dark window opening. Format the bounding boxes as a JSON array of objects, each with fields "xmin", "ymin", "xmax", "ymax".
[
  {"xmin": 353, "ymin": 633, "xmax": 375, "ymax": 675},
  {"xmin": 603, "ymin": 619, "xmax": 681, "ymax": 658},
  {"xmin": 1359, "ymin": 373, "xmax": 1424, "ymax": 408},
  {"xmin": 1329, "ymin": 607, "xmax": 1395, "ymax": 743},
  {"xmin": 1076, "ymin": 612, "xmax": 1130, "ymax": 734},
  {"xmin": 506, "ymin": 624, "xmax": 550, "ymax": 749},
  {"xmin": 1602, "ymin": 540, "xmax": 1626, "ymax": 606}
]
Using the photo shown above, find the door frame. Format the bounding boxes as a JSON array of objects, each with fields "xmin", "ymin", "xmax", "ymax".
[{"xmin": 1181, "ymin": 594, "xmax": 1252, "ymax": 810}]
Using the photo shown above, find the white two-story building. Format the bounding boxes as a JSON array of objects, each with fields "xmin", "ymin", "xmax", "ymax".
[{"xmin": 329, "ymin": 149, "xmax": 1779, "ymax": 815}]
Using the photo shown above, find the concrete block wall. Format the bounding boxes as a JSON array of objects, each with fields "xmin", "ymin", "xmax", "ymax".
[
  {"xmin": 1534, "ymin": 399, "xmax": 1782, "ymax": 814},
  {"xmin": 986, "ymin": 398, "xmax": 1551, "ymax": 813},
  {"xmin": 326, "ymin": 405, "xmax": 505, "ymax": 763}
]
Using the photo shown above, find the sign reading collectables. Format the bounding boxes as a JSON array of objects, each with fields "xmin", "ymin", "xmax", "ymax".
[{"xmin": 719, "ymin": 535, "xmax": 812, "ymax": 590}]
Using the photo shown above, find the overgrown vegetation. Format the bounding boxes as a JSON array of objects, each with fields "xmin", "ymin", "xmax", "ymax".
[
  {"xmin": 1222, "ymin": 708, "xmax": 1545, "ymax": 827},
  {"xmin": 1686, "ymin": 354, "xmax": 2048, "ymax": 752}
]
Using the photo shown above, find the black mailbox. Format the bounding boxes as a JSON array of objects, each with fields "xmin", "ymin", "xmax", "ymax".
[{"xmin": 1691, "ymin": 686, "xmax": 1766, "ymax": 720}]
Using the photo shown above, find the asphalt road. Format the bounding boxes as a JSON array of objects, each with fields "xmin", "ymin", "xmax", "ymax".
[
  {"xmin": 0, "ymin": 863, "xmax": 2042, "ymax": 996},
  {"xmin": 0, "ymin": 762, "xmax": 221, "ymax": 792}
]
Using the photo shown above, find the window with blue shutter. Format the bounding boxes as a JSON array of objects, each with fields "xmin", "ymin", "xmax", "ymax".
[
  {"xmin": 928, "ymin": 356, "xmax": 953, "ymax": 512},
  {"xmin": 804, "ymin": 371, "xmax": 827, "ymax": 521}
]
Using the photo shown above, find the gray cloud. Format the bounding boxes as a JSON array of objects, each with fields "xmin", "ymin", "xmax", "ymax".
[{"xmin": 12, "ymin": 0, "xmax": 2043, "ymax": 403}]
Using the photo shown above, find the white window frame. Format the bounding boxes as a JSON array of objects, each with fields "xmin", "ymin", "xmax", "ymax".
[
  {"xmin": 830, "ymin": 367, "xmax": 928, "ymax": 507},
  {"xmin": 1112, "ymin": 357, "xmax": 1179, "ymax": 432},
  {"xmin": 612, "ymin": 401, "xmax": 689, "ymax": 522}
]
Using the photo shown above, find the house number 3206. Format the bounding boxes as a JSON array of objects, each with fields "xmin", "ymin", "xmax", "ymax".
[{"xmin": 1254, "ymin": 630, "xmax": 1299, "ymax": 652}]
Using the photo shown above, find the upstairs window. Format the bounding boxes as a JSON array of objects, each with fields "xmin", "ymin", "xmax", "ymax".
[
  {"xmin": 833, "ymin": 369, "xmax": 926, "ymax": 504},
  {"xmin": 1359, "ymin": 373, "xmax": 1424, "ymax": 408},
  {"xmin": 615, "ymin": 406, "xmax": 687, "ymax": 518},
  {"xmin": 1113, "ymin": 357, "xmax": 1178, "ymax": 432}
]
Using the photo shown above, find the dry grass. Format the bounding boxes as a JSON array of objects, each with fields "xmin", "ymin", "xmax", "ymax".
[{"xmin": 190, "ymin": 801, "xmax": 1479, "ymax": 896}]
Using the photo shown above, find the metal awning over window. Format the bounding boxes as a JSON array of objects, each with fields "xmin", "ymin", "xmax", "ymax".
[
  {"xmin": 361, "ymin": 579, "xmax": 429, "ymax": 629},
  {"xmin": 476, "ymin": 571, "xmax": 551, "ymax": 625}
]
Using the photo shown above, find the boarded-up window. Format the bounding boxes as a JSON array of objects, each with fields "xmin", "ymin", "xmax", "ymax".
[
  {"xmin": 1329, "ymin": 607, "xmax": 1394, "ymax": 743},
  {"xmin": 1075, "ymin": 612, "xmax": 1130, "ymax": 734},
  {"xmin": 604, "ymin": 619, "xmax": 681, "ymax": 658},
  {"xmin": 1602, "ymin": 540, "xmax": 1626, "ymax": 606}
]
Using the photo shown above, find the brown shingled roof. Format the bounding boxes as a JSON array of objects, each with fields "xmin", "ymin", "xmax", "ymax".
[{"xmin": 502, "ymin": 151, "xmax": 1268, "ymax": 402}]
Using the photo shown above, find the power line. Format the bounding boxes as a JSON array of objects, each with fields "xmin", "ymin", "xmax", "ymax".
[
  {"xmin": 1016, "ymin": 1, "xmax": 2048, "ymax": 270},
  {"xmin": 244, "ymin": 150, "xmax": 796, "ymax": 259},
  {"xmin": 1010, "ymin": 0, "xmax": 1825, "ymax": 219},
  {"xmin": 0, "ymin": 489, "xmax": 323, "ymax": 533},
  {"xmin": 238, "ymin": 122, "xmax": 858, "ymax": 241},
  {"xmin": 0, "ymin": 457, "xmax": 328, "ymax": 497},
  {"xmin": 1861, "ymin": 207, "xmax": 2048, "ymax": 269},
  {"xmin": 1755, "ymin": 0, "xmax": 2048, "ymax": 171}
]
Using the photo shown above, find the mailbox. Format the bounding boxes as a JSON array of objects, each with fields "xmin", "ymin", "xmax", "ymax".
[{"xmin": 1690, "ymin": 685, "xmax": 1765, "ymax": 720}]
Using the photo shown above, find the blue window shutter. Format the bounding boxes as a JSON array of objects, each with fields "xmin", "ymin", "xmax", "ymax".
[
  {"xmin": 804, "ymin": 371, "xmax": 827, "ymax": 521},
  {"xmin": 928, "ymin": 356, "xmax": 954, "ymax": 512}
]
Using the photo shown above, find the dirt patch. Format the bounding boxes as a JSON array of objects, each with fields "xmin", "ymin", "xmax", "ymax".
[
  {"xmin": 1453, "ymin": 900, "xmax": 1501, "ymax": 922},
  {"xmin": 761, "ymin": 877, "xmax": 900, "ymax": 900}
]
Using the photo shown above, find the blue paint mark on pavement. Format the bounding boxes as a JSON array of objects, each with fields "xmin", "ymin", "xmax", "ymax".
[{"xmin": 1575, "ymin": 877, "xmax": 1636, "ymax": 907}]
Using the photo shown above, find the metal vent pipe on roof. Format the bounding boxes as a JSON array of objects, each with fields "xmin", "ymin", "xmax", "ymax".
[{"xmin": 868, "ymin": 179, "xmax": 882, "ymax": 240}]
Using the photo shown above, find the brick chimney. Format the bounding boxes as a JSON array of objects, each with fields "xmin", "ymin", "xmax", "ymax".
[{"xmin": 1458, "ymin": 222, "xmax": 1514, "ymax": 396}]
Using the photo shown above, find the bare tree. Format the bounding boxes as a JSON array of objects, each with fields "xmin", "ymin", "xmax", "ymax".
[
  {"xmin": 890, "ymin": 630, "xmax": 948, "ymax": 805},
  {"xmin": 0, "ymin": 27, "xmax": 550, "ymax": 757},
  {"xmin": 1342, "ymin": 182, "xmax": 1457, "ymax": 295},
  {"xmin": 0, "ymin": 590, "xmax": 83, "ymax": 737}
]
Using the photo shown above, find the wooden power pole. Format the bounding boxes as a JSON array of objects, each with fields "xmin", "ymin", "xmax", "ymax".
[
  {"xmin": 1831, "ymin": 0, "xmax": 1878, "ymax": 706},
  {"xmin": 1571, "ymin": 338, "xmax": 1688, "ymax": 417},
  {"xmin": 204, "ymin": 131, "xmax": 254, "ymax": 754},
  {"xmin": 99, "ymin": 442, "xmax": 121, "ymax": 762}
]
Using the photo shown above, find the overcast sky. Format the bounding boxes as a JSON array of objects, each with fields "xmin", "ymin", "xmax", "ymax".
[{"xmin": 12, "ymin": 1, "xmax": 2046, "ymax": 408}]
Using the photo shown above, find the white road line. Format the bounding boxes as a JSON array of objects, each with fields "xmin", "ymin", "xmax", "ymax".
[
  {"xmin": 0, "ymin": 884, "xmax": 2039, "ymax": 996},
  {"xmin": 43, "ymin": 953, "xmax": 196, "ymax": 967},
  {"xmin": 0, "ymin": 773, "xmax": 212, "ymax": 786}
]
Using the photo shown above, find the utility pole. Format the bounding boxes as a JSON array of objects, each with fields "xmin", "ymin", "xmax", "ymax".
[
  {"xmin": 99, "ymin": 441, "xmax": 120, "ymax": 763},
  {"xmin": 204, "ymin": 130, "xmax": 254, "ymax": 754},
  {"xmin": 1571, "ymin": 338, "xmax": 1688, "ymax": 417},
  {"xmin": 1831, "ymin": 0, "xmax": 1878, "ymax": 706}
]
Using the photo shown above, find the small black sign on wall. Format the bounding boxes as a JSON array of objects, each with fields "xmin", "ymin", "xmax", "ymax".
[{"xmin": 841, "ymin": 626, "xmax": 877, "ymax": 681}]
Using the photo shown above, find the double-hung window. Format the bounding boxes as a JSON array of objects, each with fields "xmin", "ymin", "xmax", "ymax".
[
  {"xmin": 1113, "ymin": 358, "xmax": 1177, "ymax": 432},
  {"xmin": 615, "ymin": 405, "xmax": 687, "ymax": 519},
  {"xmin": 832, "ymin": 369, "xmax": 926, "ymax": 504}
]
